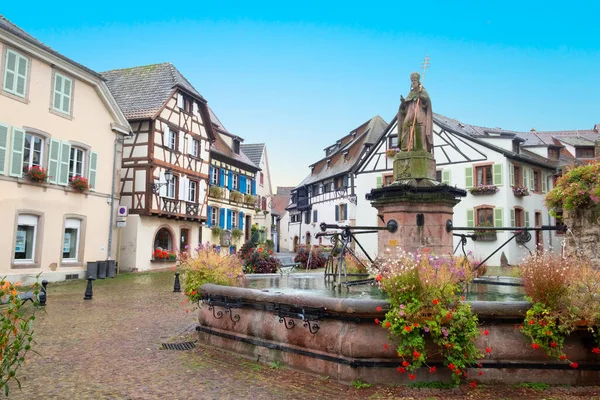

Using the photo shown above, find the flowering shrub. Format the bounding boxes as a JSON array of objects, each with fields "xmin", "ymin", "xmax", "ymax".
[
  {"xmin": 546, "ymin": 162, "xmax": 600, "ymax": 212},
  {"xmin": 294, "ymin": 247, "xmax": 327, "ymax": 270},
  {"xmin": 182, "ymin": 244, "xmax": 246, "ymax": 303},
  {"xmin": 374, "ymin": 249, "xmax": 482, "ymax": 383},
  {"xmin": 469, "ymin": 185, "xmax": 498, "ymax": 195},
  {"xmin": 24, "ymin": 166, "xmax": 49, "ymax": 183},
  {"xmin": 239, "ymin": 246, "xmax": 280, "ymax": 273},
  {"xmin": 1, "ymin": 278, "xmax": 42, "ymax": 396},
  {"xmin": 152, "ymin": 249, "xmax": 177, "ymax": 261},
  {"xmin": 386, "ymin": 148, "xmax": 399, "ymax": 158},
  {"xmin": 512, "ymin": 186, "xmax": 530, "ymax": 197},
  {"xmin": 69, "ymin": 176, "xmax": 91, "ymax": 192}
]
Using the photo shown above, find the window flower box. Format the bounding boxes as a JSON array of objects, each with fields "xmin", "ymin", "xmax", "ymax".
[
  {"xmin": 152, "ymin": 249, "xmax": 177, "ymax": 261},
  {"xmin": 473, "ymin": 231, "xmax": 497, "ymax": 241},
  {"xmin": 386, "ymin": 148, "xmax": 399, "ymax": 158},
  {"xmin": 244, "ymin": 194, "xmax": 256, "ymax": 205},
  {"xmin": 512, "ymin": 186, "xmax": 530, "ymax": 197},
  {"xmin": 25, "ymin": 166, "xmax": 49, "ymax": 183},
  {"xmin": 69, "ymin": 176, "xmax": 91, "ymax": 193},
  {"xmin": 469, "ymin": 185, "xmax": 498, "ymax": 195},
  {"xmin": 209, "ymin": 185, "xmax": 223, "ymax": 198},
  {"xmin": 230, "ymin": 190, "xmax": 244, "ymax": 203}
]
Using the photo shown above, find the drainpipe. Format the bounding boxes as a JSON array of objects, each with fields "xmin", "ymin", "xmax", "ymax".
[{"xmin": 107, "ymin": 137, "xmax": 118, "ymax": 260}]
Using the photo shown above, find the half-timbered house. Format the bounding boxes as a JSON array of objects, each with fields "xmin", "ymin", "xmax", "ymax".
[
  {"xmin": 286, "ymin": 116, "xmax": 387, "ymax": 252},
  {"xmin": 102, "ymin": 63, "xmax": 214, "ymax": 271},
  {"xmin": 205, "ymin": 109, "xmax": 260, "ymax": 252},
  {"xmin": 0, "ymin": 16, "xmax": 131, "ymax": 282}
]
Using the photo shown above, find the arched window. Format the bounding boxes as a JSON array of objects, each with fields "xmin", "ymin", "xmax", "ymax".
[{"xmin": 154, "ymin": 227, "xmax": 173, "ymax": 251}]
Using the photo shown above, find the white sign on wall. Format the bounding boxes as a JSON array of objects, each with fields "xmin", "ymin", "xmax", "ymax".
[
  {"xmin": 15, "ymin": 230, "xmax": 26, "ymax": 253},
  {"xmin": 63, "ymin": 232, "xmax": 71, "ymax": 253}
]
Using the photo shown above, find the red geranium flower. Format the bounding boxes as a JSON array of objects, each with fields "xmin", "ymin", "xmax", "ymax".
[
  {"xmin": 592, "ymin": 348, "xmax": 600, "ymax": 354},
  {"xmin": 258, "ymin": 248, "xmax": 263, "ymax": 253},
  {"xmin": 432, "ymin": 299, "xmax": 440, "ymax": 305},
  {"xmin": 374, "ymin": 318, "xmax": 380, "ymax": 324},
  {"xmin": 429, "ymin": 366, "xmax": 436, "ymax": 373},
  {"xmin": 404, "ymin": 325, "xmax": 412, "ymax": 332},
  {"xmin": 532, "ymin": 343, "xmax": 540, "ymax": 350},
  {"xmin": 470, "ymin": 381, "xmax": 477, "ymax": 389},
  {"xmin": 397, "ymin": 367, "xmax": 406, "ymax": 373},
  {"xmin": 401, "ymin": 361, "xmax": 410, "ymax": 367},
  {"xmin": 483, "ymin": 329, "xmax": 489, "ymax": 336},
  {"xmin": 448, "ymin": 363, "xmax": 456, "ymax": 370},
  {"xmin": 413, "ymin": 323, "xmax": 419, "ymax": 328},
  {"xmin": 412, "ymin": 350, "xmax": 421, "ymax": 358},
  {"xmin": 570, "ymin": 362, "xmax": 578, "ymax": 369},
  {"xmin": 385, "ymin": 321, "xmax": 391, "ymax": 328},
  {"xmin": 559, "ymin": 355, "xmax": 567, "ymax": 360},
  {"xmin": 383, "ymin": 343, "xmax": 389, "ymax": 350},
  {"xmin": 546, "ymin": 331, "xmax": 552, "ymax": 336},
  {"xmin": 376, "ymin": 306, "xmax": 382, "ymax": 312},
  {"xmin": 446, "ymin": 312, "xmax": 453, "ymax": 319},
  {"xmin": 478, "ymin": 371, "xmax": 483, "ymax": 376},
  {"xmin": 408, "ymin": 374, "xmax": 416, "ymax": 380},
  {"xmin": 550, "ymin": 342, "xmax": 558, "ymax": 348},
  {"xmin": 529, "ymin": 320, "xmax": 535, "ymax": 325},
  {"xmin": 375, "ymin": 274, "xmax": 382, "ymax": 282},
  {"xmin": 485, "ymin": 347, "xmax": 492, "ymax": 353}
]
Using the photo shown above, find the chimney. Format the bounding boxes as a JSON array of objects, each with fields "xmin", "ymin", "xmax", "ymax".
[{"xmin": 530, "ymin": 128, "xmax": 536, "ymax": 132}]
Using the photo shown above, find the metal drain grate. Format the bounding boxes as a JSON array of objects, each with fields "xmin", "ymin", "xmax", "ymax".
[{"xmin": 161, "ymin": 341, "xmax": 196, "ymax": 351}]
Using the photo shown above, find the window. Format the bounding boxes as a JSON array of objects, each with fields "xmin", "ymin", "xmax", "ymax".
[
  {"xmin": 262, "ymin": 197, "xmax": 267, "ymax": 210},
  {"xmin": 188, "ymin": 180, "xmax": 197, "ymax": 202},
  {"xmin": 22, "ymin": 134, "xmax": 43, "ymax": 173},
  {"xmin": 383, "ymin": 174, "xmax": 394, "ymax": 187},
  {"xmin": 192, "ymin": 139, "xmax": 199, "ymax": 157},
  {"xmin": 548, "ymin": 148, "xmax": 560, "ymax": 160},
  {"xmin": 233, "ymin": 139, "xmax": 240, "ymax": 154},
  {"xmin": 69, "ymin": 147, "xmax": 85, "ymax": 179},
  {"xmin": 576, "ymin": 147, "xmax": 595, "ymax": 158},
  {"xmin": 476, "ymin": 208, "xmax": 494, "ymax": 226},
  {"xmin": 336, "ymin": 204, "xmax": 348, "ymax": 221},
  {"xmin": 246, "ymin": 178, "xmax": 252, "ymax": 194},
  {"xmin": 304, "ymin": 211, "xmax": 311, "ymax": 224},
  {"xmin": 184, "ymin": 96, "xmax": 194, "ymax": 114},
  {"xmin": 388, "ymin": 135, "xmax": 399, "ymax": 149},
  {"xmin": 343, "ymin": 151, "xmax": 350, "ymax": 161},
  {"xmin": 166, "ymin": 176, "xmax": 176, "ymax": 198},
  {"xmin": 211, "ymin": 166, "xmax": 219, "ymax": 185},
  {"xmin": 260, "ymin": 172, "xmax": 264, "ymax": 186},
  {"xmin": 514, "ymin": 208, "xmax": 524, "ymax": 227},
  {"xmin": 313, "ymin": 210, "xmax": 318, "ymax": 222},
  {"xmin": 232, "ymin": 173, "xmax": 238, "ymax": 190},
  {"xmin": 62, "ymin": 218, "xmax": 81, "ymax": 261},
  {"xmin": 210, "ymin": 207, "xmax": 219, "ymax": 227},
  {"xmin": 475, "ymin": 165, "xmax": 493, "ymax": 186},
  {"xmin": 436, "ymin": 170, "xmax": 442, "ymax": 183},
  {"xmin": 52, "ymin": 72, "xmax": 73, "ymax": 115},
  {"xmin": 232, "ymin": 210, "xmax": 238, "ymax": 229},
  {"xmin": 14, "ymin": 214, "xmax": 38, "ymax": 262},
  {"xmin": 168, "ymin": 130, "xmax": 177, "ymax": 150},
  {"xmin": 533, "ymin": 170, "xmax": 541, "ymax": 192},
  {"xmin": 512, "ymin": 140, "xmax": 520, "ymax": 154},
  {"xmin": 154, "ymin": 227, "xmax": 173, "ymax": 251},
  {"xmin": 3, "ymin": 48, "xmax": 28, "ymax": 98},
  {"xmin": 513, "ymin": 165, "xmax": 523, "ymax": 187}
]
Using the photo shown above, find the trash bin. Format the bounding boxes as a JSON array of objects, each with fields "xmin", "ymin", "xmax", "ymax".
[
  {"xmin": 107, "ymin": 260, "xmax": 116, "ymax": 278},
  {"xmin": 86, "ymin": 261, "xmax": 98, "ymax": 280},
  {"xmin": 97, "ymin": 261, "xmax": 107, "ymax": 279}
]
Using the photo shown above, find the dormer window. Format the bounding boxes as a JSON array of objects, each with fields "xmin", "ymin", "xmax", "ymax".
[
  {"xmin": 310, "ymin": 166, "xmax": 315, "ymax": 175},
  {"xmin": 233, "ymin": 139, "xmax": 240, "ymax": 154},
  {"xmin": 548, "ymin": 148, "xmax": 560, "ymax": 160},
  {"xmin": 343, "ymin": 151, "xmax": 349, "ymax": 161},
  {"xmin": 575, "ymin": 147, "xmax": 595, "ymax": 158},
  {"xmin": 512, "ymin": 140, "xmax": 520, "ymax": 154},
  {"xmin": 326, "ymin": 159, "xmax": 331, "ymax": 170}
]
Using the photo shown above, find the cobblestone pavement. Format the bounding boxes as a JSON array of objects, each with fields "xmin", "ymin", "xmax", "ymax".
[{"xmin": 8, "ymin": 271, "xmax": 600, "ymax": 399}]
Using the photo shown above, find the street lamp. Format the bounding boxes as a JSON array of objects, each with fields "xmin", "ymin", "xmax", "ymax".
[{"xmin": 151, "ymin": 168, "xmax": 174, "ymax": 194}]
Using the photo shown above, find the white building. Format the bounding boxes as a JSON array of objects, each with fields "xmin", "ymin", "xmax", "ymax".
[
  {"xmin": 286, "ymin": 116, "xmax": 387, "ymax": 251},
  {"xmin": 355, "ymin": 113, "xmax": 569, "ymax": 266}
]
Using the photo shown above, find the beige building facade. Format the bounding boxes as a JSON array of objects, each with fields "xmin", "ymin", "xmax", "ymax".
[{"xmin": 0, "ymin": 17, "xmax": 131, "ymax": 283}]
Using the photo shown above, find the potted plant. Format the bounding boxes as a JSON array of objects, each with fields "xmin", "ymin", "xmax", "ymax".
[
  {"xmin": 70, "ymin": 176, "xmax": 91, "ymax": 193},
  {"xmin": 152, "ymin": 249, "xmax": 176, "ymax": 261},
  {"xmin": 231, "ymin": 228, "xmax": 243, "ymax": 242},
  {"xmin": 209, "ymin": 186, "xmax": 223, "ymax": 198},
  {"xmin": 512, "ymin": 186, "xmax": 530, "ymax": 197},
  {"xmin": 473, "ymin": 221, "xmax": 497, "ymax": 241},
  {"xmin": 386, "ymin": 148, "xmax": 399, "ymax": 158},
  {"xmin": 25, "ymin": 166, "xmax": 49, "ymax": 183},
  {"xmin": 244, "ymin": 194, "xmax": 256, "ymax": 205},
  {"xmin": 211, "ymin": 226, "xmax": 222, "ymax": 238},
  {"xmin": 230, "ymin": 191, "xmax": 244, "ymax": 203},
  {"xmin": 469, "ymin": 185, "xmax": 499, "ymax": 195}
]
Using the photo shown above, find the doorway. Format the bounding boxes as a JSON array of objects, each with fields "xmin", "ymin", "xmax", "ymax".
[{"xmin": 245, "ymin": 215, "xmax": 252, "ymax": 241}]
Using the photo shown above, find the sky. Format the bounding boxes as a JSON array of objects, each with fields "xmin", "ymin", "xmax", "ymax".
[{"xmin": 2, "ymin": 1, "xmax": 599, "ymax": 188}]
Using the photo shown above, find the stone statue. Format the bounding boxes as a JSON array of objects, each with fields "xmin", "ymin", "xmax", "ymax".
[{"xmin": 397, "ymin": 72, "xmax": 433, "ymax": 153}]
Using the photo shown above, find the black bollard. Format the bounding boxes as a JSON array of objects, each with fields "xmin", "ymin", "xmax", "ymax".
[
  {"xmin": 38, "ymin": 280, "xmax": 48, "ymax": 306},
  {"xmin": 84, "ymin": 276, "xmax": 94, "ymax": 300},
  {"xmin": 173, "ymin": 272, "xmax": 181, "ymax": 293}
]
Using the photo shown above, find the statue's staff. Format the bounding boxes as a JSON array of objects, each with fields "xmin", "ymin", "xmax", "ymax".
[{"xmin": 407, "ymin": 55, "xmax": 430, "ymax": 151}]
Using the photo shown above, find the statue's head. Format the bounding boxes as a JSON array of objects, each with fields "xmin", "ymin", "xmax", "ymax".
[{"xmin": 410, "ymin": 72, "xmax": 420, "ymax": 90}]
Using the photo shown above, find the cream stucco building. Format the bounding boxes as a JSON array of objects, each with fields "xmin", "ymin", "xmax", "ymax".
[{"xmin": 0, "ymin": 16, "xmax": 131, "ymax": 283}]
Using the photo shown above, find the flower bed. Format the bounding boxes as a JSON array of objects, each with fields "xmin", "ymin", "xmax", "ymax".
[
  {"xmin": 469, "ymin": 185, "xmax": 498, "ymax": 195},
  {"xmin": 239, "ymin": 245, "xmax": 280, "ymax": 273}
]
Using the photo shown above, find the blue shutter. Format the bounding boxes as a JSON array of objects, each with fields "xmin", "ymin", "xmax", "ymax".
[
  {"xmin": 251, "ymin": 179, "xmax": 256, "ymax": 195},
  {"xmin": 240, "ymin": 175, "xmax": 247, "ymax": 193},
  {"xmin": 343, "ymin": 204, "xmax": 348, "ymax": 220},
  {"xmin": 219, "ymin": 208, "xmax": 225, "ymax": 228},
  {"xmin": 227, "ymin": 209, "xmax": 232, "ymax": 230},
  {"xmin": 239, "ymin": 211, "xmax": 244, "ymax": 231},
  {"xmin": 228, "ymin": 171, "xmax": 233, "ymax": 190},
  {"xmin": 335, "ymin": 205, "xmax": 339, "ymax": 221},
  {"xmin": 206, "ymin": 205, "xmax": 212, "ymax": 227},
  {"xmin": 209, "ymin": 165, "xmax": 213, "ymax": 184},
  {"xmin": 219, "ymin": 169, "xmax": 225, "ymax": 187}
]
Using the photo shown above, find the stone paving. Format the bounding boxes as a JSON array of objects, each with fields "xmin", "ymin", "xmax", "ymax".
[{"xmin": 8, "ymin": 271, "xmax": 600, "ymax": 399}]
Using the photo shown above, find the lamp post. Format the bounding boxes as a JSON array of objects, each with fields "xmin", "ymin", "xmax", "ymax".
[{"xmin": 151, "ymin": 168, "xmax": 174, "ymax": 194}]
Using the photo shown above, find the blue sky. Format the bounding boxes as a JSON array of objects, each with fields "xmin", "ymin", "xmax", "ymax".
[{"xmin": 3, "ymin": 1, "xmax": 599, "ymax": 188}]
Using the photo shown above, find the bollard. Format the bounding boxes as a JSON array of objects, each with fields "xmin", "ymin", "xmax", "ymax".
[
  {"xmin": 84, "ymin": 276, "xmax": 94, "ymax": 300},
  {"xmin": 38, "ymin": 280, "xmax": 48, "ymax": 306},
  {"xmin": 173, "ymin": 272, "xmax": 181, "ymax": 293}
]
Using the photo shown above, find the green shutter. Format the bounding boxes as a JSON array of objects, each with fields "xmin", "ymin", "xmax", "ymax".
[
  {"xmin": 465, "ymin": 167, "xmax": 473, "ymax": 188},
  {"xmin": 493, "ymin": 164, "xmax": 503, "ymax": 186},
  {"xmin": 523, "ymin": 168, "xmax": 528, "ymax": 188},
  {"xmin": 3, "ymin": 50, "xmax": 16, "ymax": 93},
  {"xmin": 88, "ymin": 151, "xmax": 98, "ymax": 191},
  {"xmin": 0, "ymin": 124, "xmax": 8, "ymax": 175},
  {"xmin": 47, "ymin": 139, "xmax": 61, "ymax": 184},
  {"xmin": 53, "ymin": 74, "xmax": 63, "ymax": 110},
  {"xmin": 509, "ymin": 164, "xmax": 515, "ymax": 186},
  {"xmin": 58, "ymin": 142, "xmax": 71, "ymax": 185},
  {"xmin": 510, "ymin": 209, "xmax": 516, "ymax": 227},
  {"xmin": 525, "ymin": 211, "xmax": 530, "ymax": 228},
  {"xmin": 62, "ymin": 77, "xmax": 72, "ymax": 114},
  {"xmin": 529, "ymin": 168, "xmax": 535, "ymax": 189},
  {"xmin": 442, "ymin": 169, "xmax": 450, "ymax": 185},
  {"xmin": 53, "ymin": 73, "xmax": 72, "ymax": 115},
  {"xmin": 15, "ymin": 53, "xmax": 27, "ymax": 97},
  {"xmin": 494, "ymin": 207, "xmax": 503, "ymax": 227},
  {"xmin": 9, "ymin": 127, "xmax": 25, "ymax": 177},
  {"xmin": 376, "ymin": 176, "xmax": 382, "ymax": 188},
  {"xmin": 335, "ymin": 205, "xmax": 339, "ymax": 221},
  {"xmin": 542, "ymin": 174, "xmax": 547, "ymax": 194},
  {"xmin": 466, "ymin": 209, "xmax": 474, "ymax": 227}
]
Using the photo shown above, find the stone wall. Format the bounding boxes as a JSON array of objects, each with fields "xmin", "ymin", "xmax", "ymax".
[{"xmin": 564, "ymin": 206, "xmax": 600, "ymax": 268}]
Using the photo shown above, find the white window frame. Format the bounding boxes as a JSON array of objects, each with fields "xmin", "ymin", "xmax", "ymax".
[
  {"xmin": 211, "ymin": 207, "xmax": 219, "ymax": 226},
  {"xmin": 211, "ymin": 167, "xmax": 219, "ymax": 185},
  {"xmin": 62, "ymin": 218, "xmax": 81, "ymax": 262},
  {"xmin": 192, "ymin": 139, "xmax": 199, "ymax": 157},
  {"xmin": 188, "ymin": 180, "xmax": 197, "ymax": 202},
  {"xmin": 246, "ymin": 178, "xmax": 252, "ymax": 194},
  {"xmin": 168, "ymin": 130, "xmax": 177, "ymax": 150},
  {"xmin": 232, "ymin": 173, "xmax": 239, "ymax": 191},
  {"xmin": 23, "ymin": 133, "xmax": 44, "ymax": 173},
  {"xmin": 231, "ymin": 210, "xmax": 238, "ymax": 229},
  {"xmin": 52, "ymin": 72, "xmax": 73, "ymax": 115},
  {"xmin": 69, "ymin": 147, "xmax": 85, "ymax": 180},
  {"xmin": 14, "ymin": 214, "xmax": 38, "ymax": 263},
  {"xmin": 166, "ymin": 177, "xmax": 176, "ymax": 199},
  {"xmin": 3, "ymin": 48, "xmax": 29, "ymax": 98}
]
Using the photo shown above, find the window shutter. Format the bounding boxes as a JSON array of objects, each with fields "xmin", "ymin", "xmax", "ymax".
[
  {"xmin": 343, "ymin": 175, "xmax": 349, "ymax": 187},
  {"xmin": 158, "ymin": 170, "xmax": 167, "ymax": 197},
  {"xmin": 239, "ymin": 211, "xmax": 244, "ymax": 231},
  {"xmin": 53, "ymin": 74, "xmax": 63, "ymax": 111},
  {"xmin": 9, "ymin": 127, "xmax": 25, "ymax": 177},
  {"xmin": 442, "ymin": 169, "xmax": 450, "ymax": 185},
  {"xmin": 529, "ymin": 168, "xmax": 535, "ymax": 189},
  {"xmin": 313, "ymin": 210, "xmax": 318, "ymax": 222},
  {"xmin": 0, "ymin": 124, "xmax": 7, "ymax": 175},
  {"xmin": 335, "ymin": 205, "xmax": 339, "ymax": 221},
  {"xmin": 193, "ymin": 102, "xmax": 199, "ymax": 118},
  {"xmin": 199, "ymin": 180, "xmax": 207, "ymax": 203},
  {"xmin": 61, "ymin": 76, "xmax": 72, "ymax": 114},
  {"xmin": 15, "ymin": 53, "xmax": 27, "ymax": 97},
  {"xmin": 3, "ymin": 50, "xmax": 17, "ymax": 93},
  {"xmin": 58, "ymin": 142, "xmax": 71, "ymax": 185},
  {"xmin": 493, "ymin": 164, "xmax": 503, "ymax": 186},
  {"xmin": 47, "ymin": 139, "xmax": 61, "ymax": 184},
  {"xmin": 178, "ymin": 131, "xmax": 184, "ymax": 153},
  {"xmin": 542, "ymin": 174, "xmax": 547, "ymax": 194},
  {"xmin": 177, "ymin": 93, "xmax": 184, "ymax": 109},
  {"xmin": 187, "ymin": 135, "xmax": 193, "ymax": 155},
  {"xmin": 251, "ymin": 179, "xmax": 256, "ymax": 195},
  {"xmin": 525, "ymin": 211, "xmax": 530, "ymax": 228},
  {"xmin": 219, "ymin": 169, "xmax": 225, "ymax": 187},
  {"xmin": 466, "ymin": 209, "xmax": 474, "ymax": 227},
  {"xmin": 206, "ymin": 205, "xmax": 212, "ymax": 227},
  {"xmin": 510, "ymin": 209, "xmax": 516, "ymax": 227},
  {"xmin": 509, "ymin": 164, "xmax": 515, "ymax": 186},
  {"xmin": 523, "ymin": 168, "xmax": 528, "ymax": 188},
  {"xmin": 219, "ymin": 208, "xmax": 225, "ymax": 228},
  {"xmin": 228, "ymin": 171, "xmax": 233, "ymax": 190},
  {"xmin": 178, "ymin": 175, "xmax": 186, "ymax": 200},
  {"xmin": 494, "ymin": 207, "xmax": 503, "ymax": 227},
  {"xmin": 376, "ymin": 176, "xmax": 382, "ymax": 188},
  {"xmin": 209, "ymin": 165, "xmax": 213, "ymax": 183},
  {"xmin": 343, "ymin": 204, "xmax": 348, "ymax": 220},
  {"xmin": 88, "ymin": 151, "xmax": 98, "ymax": 191},
  {"xmin": 240, "ymin": 175, "xmax": 247, "ymax": 193},
  {"xmin": 465, "ymin": 167, "xmax": 473, "ymax": 188},
  {"xmin": 226, "ymin": 209, "xmax": 232, "ymax": 230},
  {"xmin": 163, "ymin": 124, "xmax": 169, "ymax": 147}
]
